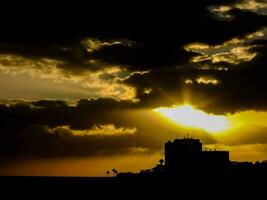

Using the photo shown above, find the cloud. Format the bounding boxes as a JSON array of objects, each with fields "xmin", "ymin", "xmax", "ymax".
[
  {"xmin": 81, "ymin": 38, "xmax": 135, "ymax": 53},
  {"xmin": 0, "ymin": 102, "xmax": 153, "ymax": 158},
  {"xmin": 66, "ymin": 124, "xmax": 137, "ymax": 136},
  {"xmin": 195, "ymin": 76, "xmax": 220, "ymax": 85},
  {"xmin": 0, "ymin": 1, "xmax": 265, "ymax": 114},
  {"xmin": 0, "ymin": 0, "xmax": 265, "ymax": 72},
  {"xmin": 90, "ymin": 43, "xmax": 198, "ymax": 70},
  {"xmin": 0, "ymin": 99, "xmax": 141, "ymax": 158},
  {"xmin": 123, "ymin": 36, "xmax": 267, "ymax": 113},
  {"xmin": 209, "ymin": 0, "xmax": 267, "ymax": 17},
  {"xmin": 185, "ymin": 29, "xmax": 266, "ymax": 65},
  {"xmin": 0, "ymin": 54, "xmax": 137, "ymax": 101},
  {"xmin": 0, "ymin": 0, "xmax": 267, "ymax": 164},
  {"xmin": 0, "ymin": 98, "xmax": 218, "ymax": 159},
  {"xmin": 185, "ymin": 76, "xmax": 220, "ymax": 85},
  {"xmin": 8, "ymin": 124, "xmax": 147, "ymax": 158},
  {"xmin": 191, "ymin": 46, "xmax": 257, "ymax": 64},
  {"xmin": 2, "ymin": 98, "xmax": 267, "ymax": 160}
]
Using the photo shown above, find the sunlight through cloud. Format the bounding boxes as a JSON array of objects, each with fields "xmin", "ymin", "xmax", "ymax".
[{"xmin": 154, "ymin": 105, "xmax": 230, "ymax": 133}]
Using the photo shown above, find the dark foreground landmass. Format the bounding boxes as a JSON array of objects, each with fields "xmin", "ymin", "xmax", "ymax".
[{"xmin": 0, "ymin": 172, "xmax": 266, "ymax": 197}]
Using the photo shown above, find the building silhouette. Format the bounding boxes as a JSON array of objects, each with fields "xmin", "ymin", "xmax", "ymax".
[
  {"xmin": 117, "ymin": 136, "xmax": 267, "ymax": 180},
  {"xmin": 165, "ymin": 138, "xmax": 230, "ymax": 173}
]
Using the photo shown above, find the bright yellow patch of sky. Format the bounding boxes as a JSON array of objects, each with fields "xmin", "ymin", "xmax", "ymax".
[
  {"xmin": 155, "ymin": 104, "xmax": 267, "ymax": 135},
  {"xmin": 154, "ymin": 105, "xmax": 230, "ymax": 133}
]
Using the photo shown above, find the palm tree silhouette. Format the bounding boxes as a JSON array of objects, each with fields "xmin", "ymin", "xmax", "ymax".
[
  {"xmin": 159, "ymin": 159, "xmax": 164, "ymax": 166},
  {"xmin": 112, "ymin": 168, "xmax": 118, "ymax": 176},
  {"xmin": 106, "ymin": 171, "xmax": 110, "ymax": 176}
]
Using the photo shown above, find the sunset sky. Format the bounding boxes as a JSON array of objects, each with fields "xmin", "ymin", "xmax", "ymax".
[{"xmin": 1, "ymin": 0, "xmax": 267, "ymax": 176}]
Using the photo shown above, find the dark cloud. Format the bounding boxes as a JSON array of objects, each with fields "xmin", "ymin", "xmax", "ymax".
[
  {"xmin": 200, "ymin": 40, "xmax": 267, "ymax": 113},
  {"xmin": 0, "ymin": 99, "xmax": 134, "ymax": 131},
  {"xmin": 0, "ymin": 99, "xmax": 140, "ymax": 159},
  {"xmin": 2, "ymin": 125, "xmax": 150, "ymax": 158},
  {"xmin": 0, "ymin": 99, "xmax": 144, "ymax": 159},
  {"xmin": 122, "ymin": 39, "xmax": 267, "ymax": 113},
  {"xmin": 0, "ymin": 0, "xmax": 266, "ymax": 73},
  {"xmin": 0, "ymin": 99, "xmax": 217, "ymax": 159},
  {"xmin": 90, "ymin": 44, "xmax": 198, "ymax": 70},
  {"xmin": 0, "ymin": 1, "xmax": 265, "ymax": 113},
  {"xmin": 0, "ymin": 0, "xmax": 267, "ymax": 161}
]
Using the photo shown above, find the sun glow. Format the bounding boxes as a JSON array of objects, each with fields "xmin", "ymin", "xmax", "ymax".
[{"xmin": 154, "ymin": 105, "xmax": 230, "ymax": 133}]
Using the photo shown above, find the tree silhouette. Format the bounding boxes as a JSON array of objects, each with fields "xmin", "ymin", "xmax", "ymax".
[
  {"xmin": 159, "ymin": 159, "xmax": 164, "ymax": 166},
  {"xmin": 106, "ymin": 171, "xmax": 110, "ymax": 176},
  {"xmin": 112, "ymin": 168, "xmax": 118, "ymax": 176}
]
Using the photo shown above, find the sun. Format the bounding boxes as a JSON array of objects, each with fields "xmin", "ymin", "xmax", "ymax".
[{"xmin": 154, "ymin": 105, "xmax": 230, "ymax": 133}]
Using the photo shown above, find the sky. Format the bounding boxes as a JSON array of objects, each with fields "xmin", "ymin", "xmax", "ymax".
[{"xmin": 1, "ymin": 0, "xmax": 267, "ymax": 176}]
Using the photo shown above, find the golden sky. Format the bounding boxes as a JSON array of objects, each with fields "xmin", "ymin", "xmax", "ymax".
[{"xmin": 0, "ymin": 0, "xmax": 267, "ymax": 176}]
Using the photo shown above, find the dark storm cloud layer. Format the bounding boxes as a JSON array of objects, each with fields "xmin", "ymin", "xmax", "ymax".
[
  {"xmin": 2, "ymin": 98, "xmax": 267, "ymax": 160},
  {"xmin": 0, "ymin": 99, "xmax": 147, "ymax": 159},
  {"xmin": 0, "ymin": 0, "xmax": 266, "ymax": 113},
  {"xmin": 0, "ymin": 99, "xmax": 218, "ymax": 159},
  {"xmin": 198, "ymin": 40, "xmax": 267, "ymax": 113},
  {"xmin": 124, "ymin": 41, "xmax": 267, "ymax": 113},
  {"xmin": 0, "ymin": 0, "xmax": 266, "ymax": 71},
  {"xmin": 0, "ymin": 124, "xmax": 147, "ymax": 158},
  {"xmin": 1, "ymin": 0, "xmax": 267, "ymax": 159},
  {"xmin": 0, "ymin": 99, "xmax": 134, "ymax": 131}
]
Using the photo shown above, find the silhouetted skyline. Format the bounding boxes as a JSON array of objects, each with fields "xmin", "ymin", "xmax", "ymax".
[
  {"xmin": 0, "ymin": 0, "xmax": 267, "ymax": 177},
  {"xmin": 118, "ymin": 137, "xmax": 267, "ymax": 178}
]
